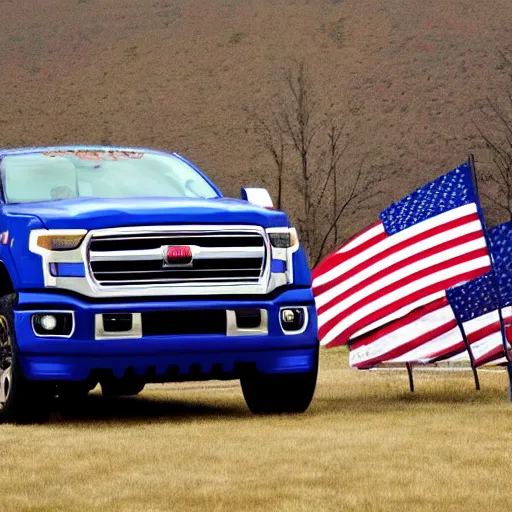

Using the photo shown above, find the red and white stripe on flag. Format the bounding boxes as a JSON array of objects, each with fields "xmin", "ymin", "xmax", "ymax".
[
  {"xmin": 348, "ymin": 297, "xmax": 466, "ymax": 368},
  {"xmin": 444, "ymin": 306, "xmax": 512, "ymax": 367},
  {"xmin": 313, "ymin": 203, "xmax": 491, "ymax": 349},
  {"xmin": 348, "ymin": 302, "xmax": 512, "ymax": 369}
]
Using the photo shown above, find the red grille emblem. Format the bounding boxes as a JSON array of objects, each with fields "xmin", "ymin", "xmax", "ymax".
[{"xmin": 164, "ymin": 245, "xmax": 193, "ymax": 265}]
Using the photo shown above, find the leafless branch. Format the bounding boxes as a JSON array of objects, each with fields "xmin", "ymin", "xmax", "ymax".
[
  {"xmin": 312, "ymin": 158, "xmax": 370, "ymax": 267},
  {"xmin": 246, "ymin": 58, "xmax": 387, "ymax": 264},
  {"xmin": 477, "ymin": 77, "xmax": 512, "ymax": 225}
]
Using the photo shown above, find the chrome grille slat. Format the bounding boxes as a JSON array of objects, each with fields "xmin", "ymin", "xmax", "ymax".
[
  {"xmin": 89, "ymin": 233, "xmax": 264, "ymax": 252},
  {"xmin": 98, "ymin": 277, "xmax": 261, "ymax": 285},
  {"xmin": 92, "ymin": 234, "xmax": 263, "ymax": 241},
  {"xmin": 90, "ymin": 246, "xmax": 265, "ymax": 261},
  {"xmin": 94, "ymin": 268, "xmax": 262, "ymax": 275},
  {"xmin": 88, "ymin": 227, "xmax": 267, "ymax": 287}
]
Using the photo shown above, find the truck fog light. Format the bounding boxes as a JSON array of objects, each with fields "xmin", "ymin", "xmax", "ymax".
[
  {"xmin": 40, "ymin": 315, "xmax": 57, "ymax": 331},
  {"xmin": 32, "ymin": 312, "xmax": 74, "ymax": 337},
  {"xmin": 280, "ymin": 308, "xmax": 307, "ymax": 333},
  {"xmin": 282, "ymin": 309, "xmax": 296, "ymax": 323}
]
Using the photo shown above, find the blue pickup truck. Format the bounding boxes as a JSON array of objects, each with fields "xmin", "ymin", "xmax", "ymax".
[{"xmin": 0, "ymin": 146, "xmax": 318, "ymax": 421}]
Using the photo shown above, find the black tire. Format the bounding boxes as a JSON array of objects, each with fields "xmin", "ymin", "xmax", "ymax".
[
  {"xmin": 101, "ymin": 378, "xmax": 145, "ymax": 397},
  {"xmin": 241, "ymin": 354, "xmax": 318, "ymax": 414},
  {"xmin": 0, "ymin": 294, "xmax": 54, "ymax": 423}
]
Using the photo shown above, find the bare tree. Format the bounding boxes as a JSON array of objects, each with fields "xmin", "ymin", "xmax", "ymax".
[
  {"xmin": 478, "ymin": 51, "xmax": 512, "ymax": 225},
  {"xmin": 328, "ymin": 122, "xmax": 345, "ymax": 245},
  {"xmin": 249, "ymin": 111, "xmax": 286, "ymax": 210},
  {"xmin": 280, "ymin": 61, "xmax": 319, "ymax": 250},
  {"xmin": 248, "ymin": 59, "xmax": 385, "ymax": 266}
]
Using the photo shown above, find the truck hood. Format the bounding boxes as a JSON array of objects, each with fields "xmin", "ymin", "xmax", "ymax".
[{"xmin": 2, "ymin": 197, "xmax": 289, "ymax": 230}]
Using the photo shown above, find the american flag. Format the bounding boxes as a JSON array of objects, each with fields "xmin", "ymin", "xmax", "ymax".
[
  {"xmin": 443, "ymin": 272, "xmax": 509, "ymax": 367},
  {"xmin": 313, "ymin": 162, "xmax": 492, "ymax": 363},
  {"xmin": 487, "ymin": 222, "xmax": 512, "ymax": 364},
  {"xmin": 489, "ymin": 222, "xmax": 512, "ymax": 308},
  {"xmin": 442, "ymin": 222, "xmax": 512, "ymax": 368},
  {"xmin": 348, "ymin": 225, "xmax": 512, "ymax": 370}
]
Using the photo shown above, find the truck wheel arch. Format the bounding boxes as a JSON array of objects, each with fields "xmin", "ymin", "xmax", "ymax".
[{"xmin": 0, "ymin": 262, "xmax": 14, "ymax": 297}]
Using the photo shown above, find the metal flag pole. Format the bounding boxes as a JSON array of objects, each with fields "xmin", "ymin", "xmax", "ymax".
[
  {"xmin": 468, "ymin": 153, "xmax": 512, "ymax": 399},
  {"xmin": 406, "ymin": 363, "xmax": 414, "ymax": 393},
  {"xmin": 491, "ymin": 266, "xmax": 512, "ymax": 400},
  {"xmin": 458, "ymin": 325, "xmax": 480, "ymax": 391},
  {"xmin": 488, "ymin": 246, "xmax": 512, "ymax": 401},
  {"xmin": 507, "ymin": 366, "xmax": 512, "ymax": 402},
  {"xmin": 492, "ymin": 275, "xmax": 512, "ymax": 401},
  {"xmin": 462, "ymin": 153, "xmax": 488, "ymax": 391}
]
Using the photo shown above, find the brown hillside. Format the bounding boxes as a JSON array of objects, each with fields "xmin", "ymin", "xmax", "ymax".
[{"xmin": 1, "ymin": 0, "xmax": 512, "ymax": 245}]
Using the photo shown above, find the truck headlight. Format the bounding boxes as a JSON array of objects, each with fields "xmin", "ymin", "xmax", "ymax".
[
  {"xmin": 267, "ymin": 228, "xmax": 299, "ymax": 249},
  {"xmin": 32, "ymin": 230, "xmax": 87, "ymax": 251},
  {"xmin": 266, "ymin": 228, "xmax": 299, "ymax": 286}
]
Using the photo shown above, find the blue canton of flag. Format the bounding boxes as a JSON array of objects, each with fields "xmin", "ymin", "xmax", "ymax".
[
  {"xmin": 447, "ymin": 273, "xmax": 500, "ymax": 323},
  {"xmin": 489, "ymin": 222, "xmax": 512, "ymax": 308},
  {"xmin": 381, "ymin": 162, "xmax": 476, "ymax": 236}
]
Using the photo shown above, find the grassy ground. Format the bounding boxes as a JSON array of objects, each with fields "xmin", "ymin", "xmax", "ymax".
[{"xmin": 1, "ymin": 349, "xmax": 511, "ymax": 511}]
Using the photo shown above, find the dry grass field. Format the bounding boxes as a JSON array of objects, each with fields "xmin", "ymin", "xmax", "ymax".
[{"xmin": 1, "ymin": 349, "xmax": 511, "ymax": 512}]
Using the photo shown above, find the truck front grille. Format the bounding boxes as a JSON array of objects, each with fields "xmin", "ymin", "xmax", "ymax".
[{"xmin": 88, "ymin": 227, "xmax": 268, "ymax": 287}]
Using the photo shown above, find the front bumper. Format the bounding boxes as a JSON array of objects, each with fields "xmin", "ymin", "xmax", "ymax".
[{"xmin": 15, "ymin": 288, "xmax": 318, "ymax": 381}]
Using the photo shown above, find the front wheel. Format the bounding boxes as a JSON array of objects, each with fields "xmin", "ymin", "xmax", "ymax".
[
  {"xmin": 241, "ymin": 366, "xmax": 318, "ymax": 415},
  {"xmin": 0, "ymin": 294, "xmax": 53, "ymax": 423}
]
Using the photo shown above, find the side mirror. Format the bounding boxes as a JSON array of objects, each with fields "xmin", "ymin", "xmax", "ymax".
[{"xmin": 241, "ymin": 187, "xmax": 274, "ymax": 209}]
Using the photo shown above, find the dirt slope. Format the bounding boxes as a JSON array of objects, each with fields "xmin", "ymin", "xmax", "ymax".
[{"xmin": 1, "ymin": 0, "xmax": 511, "ymax": 236}]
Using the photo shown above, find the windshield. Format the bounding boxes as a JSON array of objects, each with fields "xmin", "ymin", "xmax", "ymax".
[{"xmin": 0, "ymin": 150, "xmax": 219, "ymax": 204}]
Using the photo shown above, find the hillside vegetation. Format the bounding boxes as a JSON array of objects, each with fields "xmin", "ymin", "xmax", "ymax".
[{"xmin": 1, "ymin": 0, "xmax": 512, "ymax": 245}]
